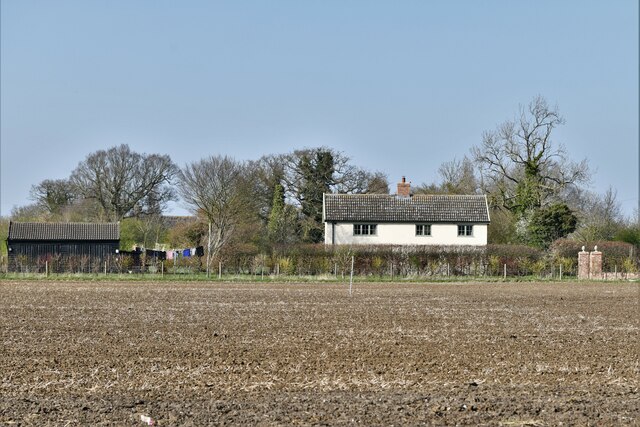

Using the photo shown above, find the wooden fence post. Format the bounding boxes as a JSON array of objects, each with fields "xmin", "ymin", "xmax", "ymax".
[{"xmin": 349, "ymin": 256, "xmax": 354, "ymax": 296}]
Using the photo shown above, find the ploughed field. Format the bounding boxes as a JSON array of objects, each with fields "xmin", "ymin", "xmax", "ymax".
[{"xmin": 1, "ymin": 281, "xmax": 638, "ymax": 426}]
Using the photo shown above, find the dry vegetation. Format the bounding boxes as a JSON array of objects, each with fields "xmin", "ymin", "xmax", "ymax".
[{"xmin": 1, "ymin": 280, "xmax": 638, "ymax": 425}]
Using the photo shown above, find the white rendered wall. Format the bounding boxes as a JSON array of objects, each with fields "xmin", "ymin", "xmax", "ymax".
[{"xmin": 325, "ymin": 222, "xmax": 487, "ymax": 246}]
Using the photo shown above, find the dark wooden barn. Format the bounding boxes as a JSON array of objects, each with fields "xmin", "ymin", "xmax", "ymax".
[{"xmin": 6, "ymin": 222, "xmax": 120, "ymax": 273}]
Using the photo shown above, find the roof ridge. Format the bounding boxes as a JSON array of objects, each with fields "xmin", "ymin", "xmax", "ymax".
[
  {"xmin": 412, "ymin": 194, "xmax": 484, "ymax": 197},
  {"xmin": 325, "ymin": 193, "xmax": 486, "ymax": 199},
  {"xmin": 10, "ymin": 221, "xmax": 120, "ymax": 225}
]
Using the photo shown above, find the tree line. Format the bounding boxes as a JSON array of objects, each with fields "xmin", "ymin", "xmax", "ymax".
[
  {"xmin": 4, "ymin": 96, "xmax": 639, "ymax": 259},
  {"xmin": 8, "ymin": 145, "xmax": 388, "ymax": 261}
]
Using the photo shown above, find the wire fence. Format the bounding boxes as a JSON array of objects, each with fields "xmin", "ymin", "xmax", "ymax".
[{"xmin": 2, "ymin": 244, "xmax": 638, "ymax": 281}]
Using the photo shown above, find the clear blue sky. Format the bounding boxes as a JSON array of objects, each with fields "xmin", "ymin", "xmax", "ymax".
[{"xmin": 1, "ymin": 0, "xmax": 638, "ymax": 217}]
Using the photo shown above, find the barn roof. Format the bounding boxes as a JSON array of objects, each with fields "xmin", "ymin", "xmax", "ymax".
[
  {"xmin": 8, "ymin": 222, "xmax": 120, "ymax": 241},
  {"xmin": 323, "ymin": 194, "xmax": 490, "ymax": 223}
]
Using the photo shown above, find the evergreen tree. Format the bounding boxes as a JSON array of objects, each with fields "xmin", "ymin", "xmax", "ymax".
[
  {"xmin": 299, "ymin": 150, "xmax": 334, "ymax": 242},
  {"xmin": 527, "ymin": 203, "xmax": 577, "ymax": 248},
  {"xmin": 268, "ymin": 183, "xmax": 286, "ymax": 245}
]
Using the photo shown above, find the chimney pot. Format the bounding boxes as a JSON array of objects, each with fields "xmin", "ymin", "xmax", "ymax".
[{"xmin": 397, "ymin": 177, "xmax": 411, "ymax": 197}]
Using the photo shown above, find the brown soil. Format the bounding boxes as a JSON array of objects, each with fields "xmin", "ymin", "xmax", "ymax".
[{"xmin": 1, "ymin": 280, "xmax": 638, "ymax": 426}]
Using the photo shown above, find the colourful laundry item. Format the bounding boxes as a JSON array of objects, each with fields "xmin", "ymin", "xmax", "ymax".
[
  {"xmin": 166, "ymin": 250, "xmax": 174, "ymax": 260},
  {"xmin": 183, "ymin": 248, "xmax": 191, "ymax": 257}
]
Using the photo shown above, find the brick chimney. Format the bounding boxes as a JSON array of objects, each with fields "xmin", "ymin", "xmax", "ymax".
[{"xmin": 397, "ymin": 176, "xmax": 411, "ymax": 197}]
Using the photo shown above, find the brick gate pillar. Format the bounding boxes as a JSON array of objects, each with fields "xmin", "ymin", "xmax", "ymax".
[
  {"xmin": 578, "ymin": 246, "xmax": 590, "ymax": 279},
  {"xmin": 590, "ymin": 246, "xmax": 602, "ymax": 280}
]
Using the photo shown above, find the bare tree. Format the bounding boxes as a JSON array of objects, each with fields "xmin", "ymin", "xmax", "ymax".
[
  {"xmin": 572, "ymin": 187, "xmax": 624, "ymax": 242},
  {"xmin": 178, "ymin": 155, "xmax": 252, "ymax": 272},
  {"xmin": 414, "ymin": 157, "xmax": 478, "ymax": 195},
  {"xmin": 413, "ymin": 182, "xmax": 441, "ymax": 195},
  {"xmin": 437, "ymin": 156, "xmax": 479, "ymax": 195},
  {"xmin": 30, "ymin": 179, "xmax": 77, "ymax": 215},
  {"xmin": 10, "ymin": 203, "xmax": 48, "ymax": 222},
  {"xmin": 71, "ymin": 144, "xmax": 178, "ymax": 221},
  {"xmin": 365, "ymin": 172, "xmax": 390, "ymax": 194},
  {"xmin": 472, "ymin": 96, "xmax": 589, "ymax": 215},
  {"xmin": 134, "ymin": 214, "xmax": 167, "ymax": 249},
  {"xmin": 60, "ymin": 198, "xmax": 107, "ymax": 223}
]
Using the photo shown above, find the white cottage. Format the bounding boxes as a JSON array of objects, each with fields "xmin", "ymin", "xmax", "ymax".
[{"xmin": 323, "ymin": 178, "xmax": 490, "ymax": 246}]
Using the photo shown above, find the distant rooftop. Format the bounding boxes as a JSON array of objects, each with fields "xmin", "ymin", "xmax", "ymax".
[{"xmin": 161, "ymin": 215, "xmax": 197, "ymax": 229}]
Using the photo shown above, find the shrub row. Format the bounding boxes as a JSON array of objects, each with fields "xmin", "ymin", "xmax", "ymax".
[
  {"xmin": 550, "ymin": 239, "xmax": 637, "ymax": 272},
  {"xmin": 5, "ymin": 242, "xmax": 638, "ymax": 276},
  {"xmin": 216, "ymin": 244, "xmax": 559, "ymax": 277}
]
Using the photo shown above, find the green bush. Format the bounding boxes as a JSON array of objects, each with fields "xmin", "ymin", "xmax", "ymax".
[{"xmin": 551, "ymin": 239, "xmax": 636, "ymax": 272}]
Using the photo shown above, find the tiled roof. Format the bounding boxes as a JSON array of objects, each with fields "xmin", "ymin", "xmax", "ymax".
[
  {"xmin": 8, "ymin": 222, "xmax": 120, "ymax": 241},
  {"xmin": 161, "ymin": 215, "xmax": 197, "ymax": 229},
  {"xmin": 324, "ymin": 194, "xmax": 490, "ymax": 223}
]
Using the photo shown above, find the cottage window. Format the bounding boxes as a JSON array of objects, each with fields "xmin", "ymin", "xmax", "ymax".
[
  {"xmin": 354, "ymin": 224, "xmax": 377, "ymax": 236},
  {"xmin": 416, "ymin": 224, "xmax": 432, "ymax": 236},
  {"xmin": 457, "ymin": 225, "xmax": 473, "ymax": 236}
]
